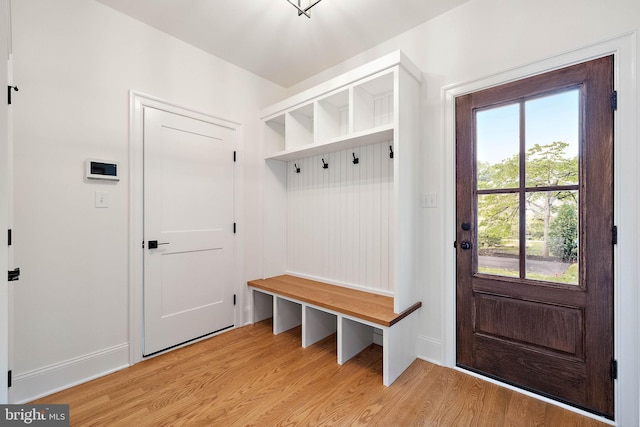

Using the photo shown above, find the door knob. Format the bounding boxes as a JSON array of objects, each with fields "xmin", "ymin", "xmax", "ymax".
[
  {"xmin": 148, "ymin": 240, "xmax": 170, "ymax": 249},
  {"xmin": 459, "ymin": 241, "xmax": 472, "ymax": 250}
]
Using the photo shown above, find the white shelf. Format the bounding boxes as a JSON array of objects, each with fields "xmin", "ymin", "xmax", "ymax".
[
  {"xmin": 262, "ymin": 62, "xmax": 400, "ymax": 161},
  {"xmin": 261, "ymin": 50, "xmax": 421, "ymax": 120},
  {"xmin": 265, "ymin": 124, "xmax": 393, "ymax": 162}
]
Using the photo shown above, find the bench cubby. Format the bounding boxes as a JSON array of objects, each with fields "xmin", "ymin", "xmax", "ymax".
[
  {"xmin": 249, "ymin": 275, "xmax": 421, "ymax": 386},
  {"xmin": 303, "ymin": 305, "xmax": 337, "ymax": 348}
]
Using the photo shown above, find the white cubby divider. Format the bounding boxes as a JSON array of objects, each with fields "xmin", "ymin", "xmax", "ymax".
[{"xmin": 261, "ymin": 50, "xmax": 421, "ymax": 314}]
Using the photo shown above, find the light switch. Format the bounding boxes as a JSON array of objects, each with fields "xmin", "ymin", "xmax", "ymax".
[
  {"xmin": 422, "ymin": 192, "xmax": 437, "ymax": 208},
  {"xmin": 95, "ymin": 191, "xmax": 109, "ymax": 208}
]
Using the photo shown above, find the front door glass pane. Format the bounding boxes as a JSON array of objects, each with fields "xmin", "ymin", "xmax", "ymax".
[
  {"xmin": 477, "ymin": 193, "xmax": 519, "ymax": 277},
  {"xmin": 525, "ymin": 190, "xmax": 579, "ymax": 284},
  {"xmin": 525, "ymin": 90, "xmax": 579, "ymax": 187},
  {"xmin": 476, "ymin": 103, "xmax": 520, "ymax": 190}
]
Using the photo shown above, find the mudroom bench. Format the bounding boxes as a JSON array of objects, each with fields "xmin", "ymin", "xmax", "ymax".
[{"xmin": 248, "ymin": 275, "xmax": 422, "ymax": 386}]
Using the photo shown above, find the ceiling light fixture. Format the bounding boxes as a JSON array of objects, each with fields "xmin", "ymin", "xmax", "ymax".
[{"xmin": 286, "ymin": 0, "xmax": 323, "ymax": 18}]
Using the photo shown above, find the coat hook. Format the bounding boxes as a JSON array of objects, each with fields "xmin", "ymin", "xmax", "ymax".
[
  {"xmin": 7, "ymin": 85, "xmax": 19, "ymax": 105},
  {"xmin": 389, "ymin": 145, "xmax": 394, "ymax": 159},
  {"xmin": 294, "ymin": 163, "xmax": 300, "ymax": 173},
  {"xmin": 352, "ymin": 153, "xmax": 359, "ymax": 165},
  {"xmin": 322, "ymin": 158, "xmax": 329, "ymax": 169}
]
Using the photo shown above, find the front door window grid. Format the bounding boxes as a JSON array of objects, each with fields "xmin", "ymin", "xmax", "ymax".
[{"xmin": 475, "ymin": 89, "xmax": 580, "ymax": 285}]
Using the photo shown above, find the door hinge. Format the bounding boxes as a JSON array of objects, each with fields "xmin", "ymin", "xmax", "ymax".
[
  {"xmin": 611, "ymin": 360, "xmax": 618, "ymax": 380},
  {"xmin": 611, "ymin": 91, "xmax": 618, "ymax": 111},
  {"xmin": 233, "ymin": 294, "xmax": 237, "ymax": 306},
  {"xmin": 7, "ymin": 85, "xmax": 18, "ymax": 105},
  {"xmin": 8, "ymin": 229, "xmax": 12, "ymax": 246},
  {"xmin": 233, "ymin": 223, "xmax": 236, "ymax": 234},
  {"xmin": 612, "ymin": 225, "xmax": 618, "ymax": 245},
  {"xmin": 233, "ymin": 151, "xmax": 236, "ymax": 162},
  {"xmin": 8, "ymin": 370, "xmax": 12, "ymax": 388}
]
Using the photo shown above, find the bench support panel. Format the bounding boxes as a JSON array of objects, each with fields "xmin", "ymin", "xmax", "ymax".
[{"xmin": 383, "ymin": 309, "xmax": 419, "ymax": 386}]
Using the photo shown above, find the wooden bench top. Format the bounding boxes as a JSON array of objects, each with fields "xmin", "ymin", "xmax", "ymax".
[{"xmin": 248, "ymin": 275, "xmax": 421, "ymax": 327}]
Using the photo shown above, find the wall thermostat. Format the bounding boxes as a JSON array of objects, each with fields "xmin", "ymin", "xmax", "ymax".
[{"xmin": 86, "ymin": 159, "xmax": 119, "ymax": 181}]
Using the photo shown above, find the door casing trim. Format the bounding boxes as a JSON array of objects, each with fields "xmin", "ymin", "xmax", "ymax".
[
  {"xmin": 443, "ymin": 32, "xmax": 637, "ymax": 425},
  {"xmin": 128, "ymin": 91, "xmax": 244, "ymax": 365}
]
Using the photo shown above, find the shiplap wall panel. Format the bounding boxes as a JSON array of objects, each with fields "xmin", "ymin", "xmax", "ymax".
[{"xmin": 286, "ymin": 141, "xmax": 394, "ymax": 294}]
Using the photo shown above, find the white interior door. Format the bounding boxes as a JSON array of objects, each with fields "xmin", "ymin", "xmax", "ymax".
[{"xmin": 143, "ymin": 107, "xmax": 235, "ymax": 356}]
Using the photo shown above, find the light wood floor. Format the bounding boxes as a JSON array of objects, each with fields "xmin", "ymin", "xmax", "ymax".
[{"xmin": 33, "ymin": 320, "xmax": 609, "ymax": 426}]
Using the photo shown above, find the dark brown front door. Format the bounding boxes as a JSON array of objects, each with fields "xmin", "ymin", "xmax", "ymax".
[{"xmin": 456, "ymin": 56, "xmax": 614, "ymax": 418}]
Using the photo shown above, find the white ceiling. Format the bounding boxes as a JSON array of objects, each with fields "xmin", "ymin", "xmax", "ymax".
[{"xmin": 96, "ymin": 0, "xmax": 469, "ymax": 88}]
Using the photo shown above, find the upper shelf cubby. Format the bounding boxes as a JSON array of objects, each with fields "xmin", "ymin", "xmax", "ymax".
[
  {"xmin": 262, "ymin": 50, "xmax": 421, "ymax": 162},
  {"xmin": 353, "ymin": 71, "xmax": 394, "ymax": 133},
  {"xmin": 264, "ymin": 113, "xmax": 285, "ymax": 154},
  {"xmin": 316, "ymin": 89, "xmax": 349, "ymax": 143},
  {"xmin": 285, "ymin": 103, "xmax": 314, "ymax": 150}
]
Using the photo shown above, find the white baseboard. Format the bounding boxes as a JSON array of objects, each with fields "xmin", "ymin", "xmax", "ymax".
[
  {"xmin": 10, "ymin": 343, "xmax": 130, "ymax": 404},
  {"xmin": 243, "ymin": 305, "xmax": 252, "ymax": 326},
  {"xmin": 416, "ymin": 334, "xmax": 442, "ymax": 365}
]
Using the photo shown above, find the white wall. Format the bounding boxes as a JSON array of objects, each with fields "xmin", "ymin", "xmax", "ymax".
[
  {"xmin": 285, "ymin": 0, "xmax": 640, "ymax": 424},
  {"xmin": 10, "ymin": 0, "xmax": 283, "ymax": 402}
]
